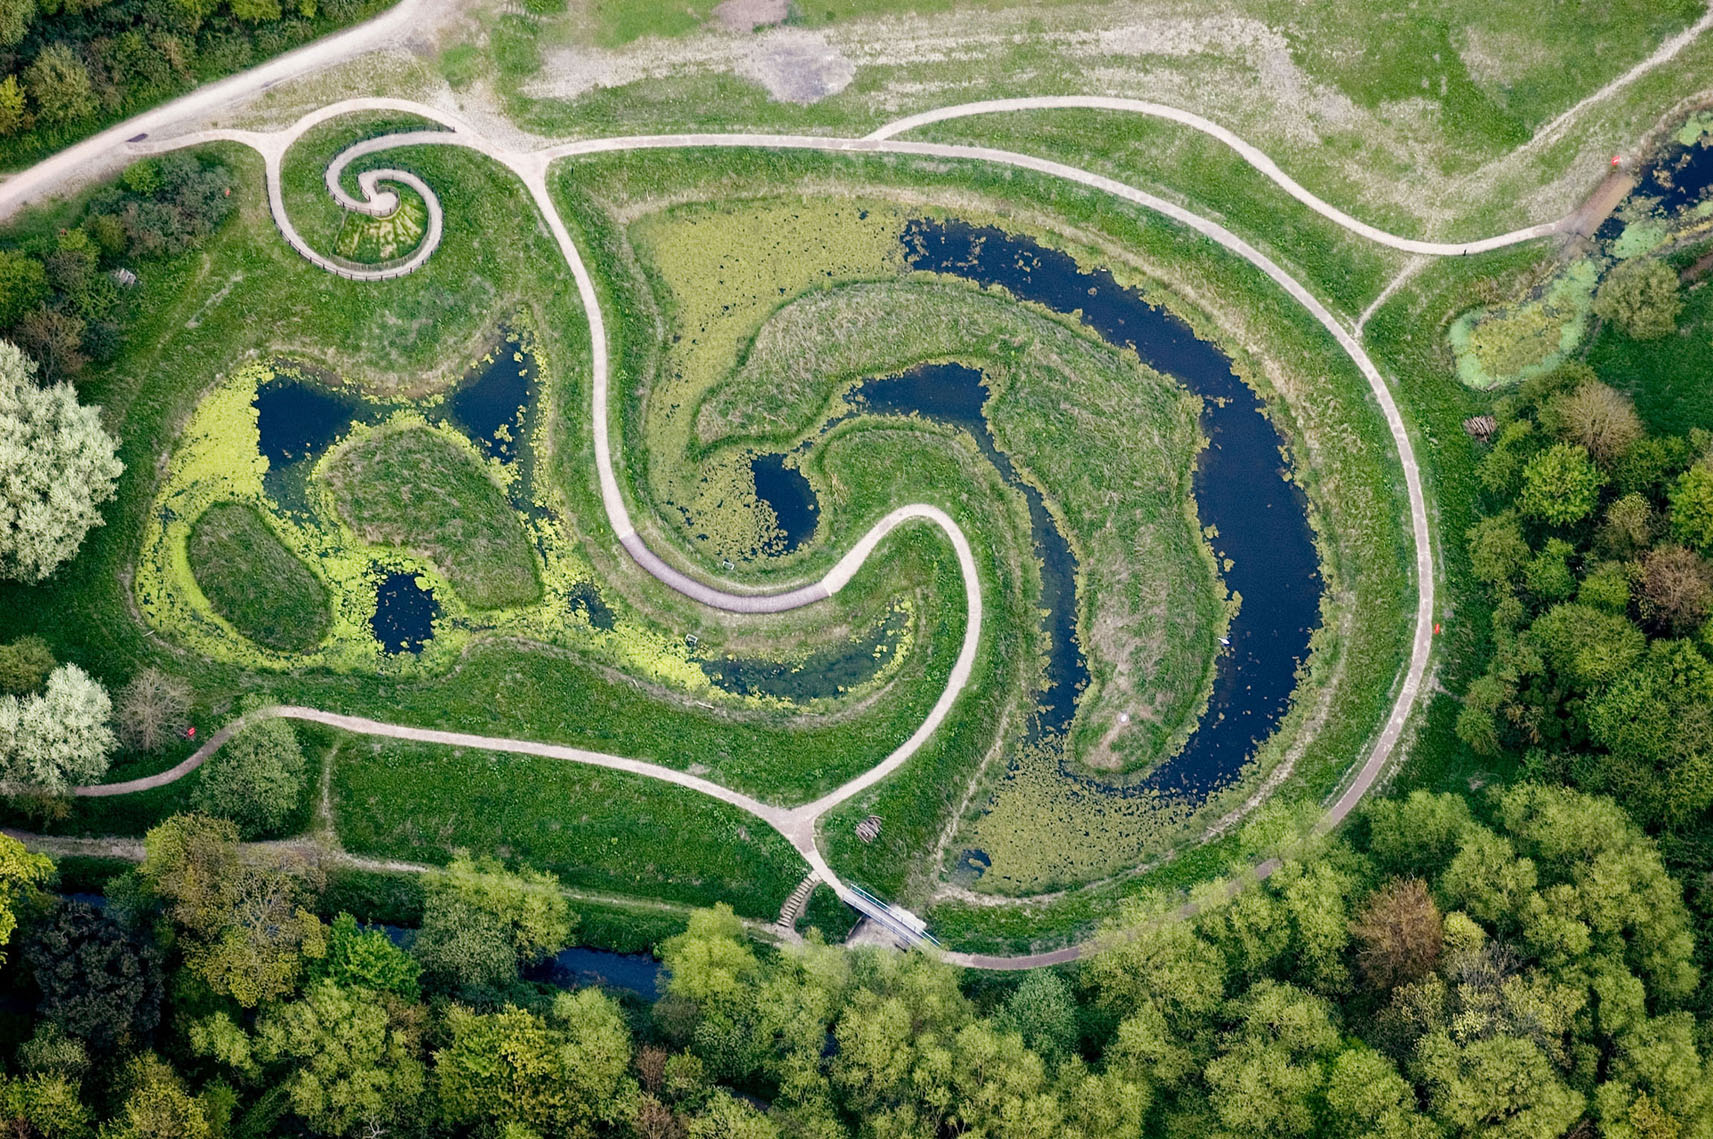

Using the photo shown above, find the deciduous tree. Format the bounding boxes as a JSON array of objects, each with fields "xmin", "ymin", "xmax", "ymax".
[
  {"xmin": 139, "ymin": 813, "xmax": 326, "ymax": 1006},
  {"xmin": 253, "ymin": 979, "xmax": 424, "ymax": 1137},
  {"xmin": 189, "ymin": 717, "xmax": 304, "ymax": 837},
  {"xmin": 115, "ymin": 668, "xmax": 190, "ymax": 753},
  {"xmin": 1547, "ymin": 381, "xmax": 1644, "ymax": 464},
  {"xmin": 1518, "ymin": 443, "xmax": 1603, "ymax": 526},
  {"xmin": 1669, "ymin": 464, "xmax": 1713, "ymax": 554},
  {"xmin": 1351, "ymin": 878, "xmax": 1442, "ymax": 992},
  {"xmin": 24, "ymin": 899, "xmax": 162, "ymax": 1051},
  {"xmin": 23, "ymin": 45, "xmax": 96, "ymax": 127},
  {"xmin": 0, "ymin": 341, "xmax": 121, "ymax": 582},
  {"xmin": 0, "ymin": 664, "xmax": 116, "ymax": 793},
  {"xmin": 412, "ymin": 853, "xmax": 572, "ymax": 990}
]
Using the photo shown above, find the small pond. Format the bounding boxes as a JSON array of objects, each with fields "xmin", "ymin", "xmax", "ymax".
[
  {"xmin": 452, "ymin": 344, "xmax": 534, "ymax": 464},
  {"xmin": 1597, "ymin": 131, "xmax": 1713, "ymax": 242},
  {"xmin": 750, "ymin": 452, "xmax": 819, "ymax": 552},
  {"xmin": 702, "ymin": 606, "xmax": 905, "ymax": 700},
  {"xmin": 568, "ymin": 581, "xmax": 618, "ymax": 632},
  {"xmin": 904, "ymin": 219, "xmax": 1323, "ymax": 798},
  {"xmin": 254, "ymin": 374, "xmax": 373, "ymax": 512},
  {"xmin": 372, "ymin": 571, "xmax": 439, "ymax": 654}
]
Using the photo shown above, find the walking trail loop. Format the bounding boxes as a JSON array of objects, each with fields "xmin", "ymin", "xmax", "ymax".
[{"xmin": 75, "ymin": 71, "xmax": 1657, "ymax": 963}]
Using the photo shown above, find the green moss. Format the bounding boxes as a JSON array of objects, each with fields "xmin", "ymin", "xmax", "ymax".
[
  {"xmin": 187, "ymin": 501, "xmax": 331, "ymax": 653},
  {"xmin": 1450, "ymin": 259, "xmax": 1600, "ymax": 389}
]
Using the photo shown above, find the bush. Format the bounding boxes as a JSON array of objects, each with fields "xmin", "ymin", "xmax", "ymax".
[
  {"xmin": 1594, "ymin": 258, "xmax": 1683, "ymax": 340},
  {"xmin": 116, "ymin": 668, "xmax": 192, "ymax": 754},
  {"xmin": 24, "ymin": 44, "xmax": 97, "ymax": 127},
  {"xmin": 0, "ymin": 636, "xmax": 53, "ymax": 695},
  {"xmin": 1518, "ymin": 443, "xmax": 1603, "ymax": 526},
  {"xmin": 189, "ymin": 719, "xmax": 306, "ymax": 838}
]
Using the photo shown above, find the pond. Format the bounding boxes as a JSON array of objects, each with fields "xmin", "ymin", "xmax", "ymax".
[
  {"xmin": 750, "ymin": 451, "xmax": 819, "ymax": 552},
  {"xmin": 451, "ymin": 343, "xmax": 534, "ymax": 464},
  {"xmin": 904, "ymin": 219, "xmax": 1323, "ymax": 798},
  {"xmin": 1597, "ymin": 131, "xmax": 1713, "ymax": 242},
  {"xmin": 372, "ymin": 571, "xmax": 439, "ymax": 654},
  {"xmin": 254, "ymin": 374, "xmax": 370, "ymax": 512},
  {"xmin": 701, "ymin": 606, "xmax": 906, "ymax": 700},
  {"xmin": 850, "ymin": 362, "xmax": 1088, "ymax": 739}
]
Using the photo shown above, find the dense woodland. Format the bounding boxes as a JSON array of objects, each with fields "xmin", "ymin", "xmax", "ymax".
[
  {"xmin": 1454, "ymin": 350, "xmax": 1713, "ymax": 977},
  {"xmin": 0, "ymin": 780, "xmax": 1697, "ymax": 1138},
  {"xmin": 0, "ymin": 0, "xmax": 383, "ymax": 167}
]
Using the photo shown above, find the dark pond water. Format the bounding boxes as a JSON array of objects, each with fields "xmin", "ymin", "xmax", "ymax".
[
  {"xmin": 255, "ymin": 379, "xmax": 355, "ymax": 467},
  {"xmin": 702, "ymin": 608, "xmax": 905, "ymax": 700},
  {"xmin": 254, "ymin": 376, "xmax": 370, "ymax": 511},
  {"xmin": 750, "ymin": 452, "xmax": 819, "ymax": 552},
  {"xmin": 905, "ymin": 219, "xmax": 1322, "ymax": 797},
  {"xmin": 568, "ymin": 581, "xmax": 618, "ymax": 631},
  {"xmin": 1597, "ymin": 134, "xmax": 1713, "ymax": 242},
  {"xmin": 524, "ymin": 947, "xmax": 663, "ymax": 999},
  {"xmin": 372, "ymin": 571, "xmax": 439, "ymax": 654},
  {"xmin": 379, "ymin": 926, "xmax": 660, "ymax": 998},
  {"xmin": 452, "ymin": 346, "xmax": 534, "ymax": 464},
  {"xmin": 851, "ymin": 362, "xmax": 1088, "ymax": 738}
]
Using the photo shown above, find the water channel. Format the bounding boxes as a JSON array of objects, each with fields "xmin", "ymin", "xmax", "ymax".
[{"xmin": 746, "ymin": 219, "xmax": 1323, "ymax": 799}]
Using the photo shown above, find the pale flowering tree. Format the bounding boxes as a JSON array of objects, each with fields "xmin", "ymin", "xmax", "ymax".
[
  {"xmin": 0, "ymin": 339, "xmax": 122, "ymax": 582},
  {"xmin": 0, "ymin": 663, "xmax": 116, "ymax": 793}
]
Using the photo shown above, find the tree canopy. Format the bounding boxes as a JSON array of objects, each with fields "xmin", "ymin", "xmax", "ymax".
[{"xmin": 0, "ymin": 340, "xmax": 120, "ymax": 581}]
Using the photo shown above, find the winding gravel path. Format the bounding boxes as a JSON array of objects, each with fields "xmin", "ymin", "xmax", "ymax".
[{"xmin": 70, "ymin": 85, "xmax": 1617, "ymax": 965}]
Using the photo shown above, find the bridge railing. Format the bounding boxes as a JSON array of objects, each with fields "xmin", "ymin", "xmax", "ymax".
[{"xmin": 847, "ymin": 884, "xmax": 941, "ymax": 948}]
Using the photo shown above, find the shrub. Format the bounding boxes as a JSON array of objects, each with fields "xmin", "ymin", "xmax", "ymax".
[
  {"xmin": 1518, "ymin": 443, "xmax": 1602, "ymax": 526},
  {"xmin": 0, "ymin": 636, "xmax": 53, "ymax": 695},
  {"xmin": 1594, "ymin": 258, "xmax": 1682, "ymax": 340},
  {"xmin": 116, "ymin": 668, "xmax": 192, "ymax": 754},
  {"xmin": 24, "ymin": 44, "xmax": 97, "ymax": 127},
  {"xmin": 189, "ymin": 719, "xmax": 306, "ymax": 838}
]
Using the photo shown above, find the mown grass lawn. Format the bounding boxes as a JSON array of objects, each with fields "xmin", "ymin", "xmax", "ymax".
[{"xmin": 330, "ymin": 734, "xmax": 806, "ymax": 919}]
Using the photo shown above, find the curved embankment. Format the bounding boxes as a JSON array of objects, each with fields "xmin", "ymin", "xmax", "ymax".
[{"xmin": 95, "ymin": 93, "xmax": 1502, "ymax": 966}]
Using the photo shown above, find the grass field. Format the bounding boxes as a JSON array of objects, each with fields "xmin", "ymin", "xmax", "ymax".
[
  {"xmin": 1586, "ymin": 274, "xmax": 1713, "ymax": 435},
  {"xmin": 187, "ymin": 501, "xmax": 331, "ymax": 653},
  {"xmin": 323, "ymin": 424, "xmax": 543, "ymax": 610},
  {"xmin": 330, "ymin": 734, "xmax": 806, "ymax": 918}
]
